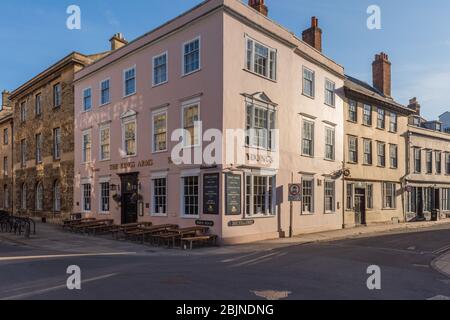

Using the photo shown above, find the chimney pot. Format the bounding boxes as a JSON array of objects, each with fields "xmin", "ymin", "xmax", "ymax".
[
  {"xmin": 302, "ymin": 16, "xmax": 323, "ymax": 52},
  {"xmin": 372, "ymin": 51, "xmax": 392, "ymax": 98},
  {"xmin": 109, "ymin": 33, "xmax": 128, "ymax": 51},
  {"xmin": 248, "ymin": 0, "xmax": 268, "ymax": 16}
]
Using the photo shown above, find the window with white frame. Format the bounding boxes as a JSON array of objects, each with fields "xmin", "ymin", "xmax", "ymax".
[
  {"xmin": 363, "ymin": 139, "xmax": 372, "ymax": 165},
  {"xmin": 302, "ymin": 120, "xmax": 314, "ymax": 156},
  {"xmin": 302, "ymin": 177, "xmax": 314, "ymax": 214},
  {"xmin": 426, "ymin": 150, "xmax": 432, "ymax": 174},
  {"xmin": 83, "ymin": 88, "xmax": 92, "ymax": 111},
  {"xmin": 324, "ymin": 181, "xmax": 336, "ymax": 213},
  {"xmin": 245, "ymin": 37, "xmax": 277, "ymax": 80},
  {"xmin": 152, "ymin": 178, "xmax": 167, "ymax": 215},
  {"xmin": 303, "ymin": 67, "xmax": 315, "ymax": 97},
  {"xmin": 35, "ymin": 133, "xmax": 42, "ymax": 164},
  {"xmin": 383, "ymin": 182, "xmax": 396, "ymax": 209},
  {"xmin": 53, "ymin": 128, "xmax": 61, "ymax": 160},
  {"xmin": 100, "ymin": 182, "xmax": 110, "ymax": 213},
  {"xmin": 100, "ymin": 125, "xmax": 110, "ymax": 161},
  {"xmin": 21, "ymin": 183, "xmax": 27, "ymax": 210},
  {"xmin": 245, "ymin": 175, "xmax": 275, "ymax": 217},
  {"xmin": 53, "ymin": 180, "xmax": 61, "ymax": 212},
  {"xmin": 20, "ymin": 139, "xmax": 26, "ymax": 168},
  {"xmin": 183, "ymin": 38, "xmax": 200, "ymax": 75},
  {"xmin": 443, "ymin": 189, "xmax": 450, "ymax": 211},
  {"xmin": 20, "ymin": 102, "xmax": 27, "ymax": 122},
  {"xmin": 377, "ymin": 142, "xmax": 386, "ymax": 167},
  {"xmin": 377, "ymin": 108, "xmax": 385, "ymax": 129},
  {"xmin": 82, "ymin": 183, "xmax": 91, "ymax": 212},
  {"xmin": 182, "ymin": 176, "xmax": 199, "ymax": 217},
  {"xmin": 53, "ymin": 83, "xmax": 62, "ymax": 107},
  {"xmin": 183, "ymin": 102, "xmax": 200, "ymax": 147},
  {"xmin": 363, "ymin": 104, "xmax": 372, "ymax": 126},
  {"xmin": 446, "ymin": 153, "xmax": 450, "ymax": 174},
  {"xmin": 348, "ymin": 100, "xmax": 357, "ymax": 122},
  {"xmin": 153, "ymin": 52, "xmax": 168, "ymax": 85},
  {"xmin": 346, "ymin": 183, "xmax": 354, "ymax": 210},
  {"xmin": 436, "ymin": 151, "xmax": 442, "ymax": 174},
  {"xmin": 423, "ymin": 188, "xmax": 432, "ymax": 212},
  {"xmin": 100, "ymin": 79, "xmax": 110, "ymax": 105},
  {"xmin": 123, "ymin": 119, "xmax": 136, "ymax": 156},
  {"xmin": 35, "ymin": 94, "xmax": 42, "ymax": 116},
  {"xmin": 35, "ymin": 182, "xmax": 43, "ymax": 211},
  {"xmin": 390, "ymin": 112, "xmax": 398, "ymax": 132},
  {"xmin": 246, "ymin": 102, "xmax": 276, "ymax": 150},
  {"xmin": 325, "ymin": 126, "xmax": 335, "ymax": 160},
  {"xmin": 389, "ymin": 144, "xmax": 398, "ymax": 169},
  {"xmin": 367, "ymin": 184, "xmax": 374, "ymax": 209},
  {"xmin": 82, "ymin": 130, "xmax": 91, "ymax": 163},
  {"xmin": 348, "ymin": 136, "xmax": 358, "ymax": 163},
  {"xmin": 124, "ymin": 67, "xmax": 136, "ymax": 96},
  {"xmin": 414, "ymin": 148, "xmax": 422, "ymax": 173},
  {"xmin": 325, "ymin": 80, "xmax": 336, "ymax": 106},
  {"xmin": 153, "ymin": 110, "xmax": 167, "ymax": 152}
]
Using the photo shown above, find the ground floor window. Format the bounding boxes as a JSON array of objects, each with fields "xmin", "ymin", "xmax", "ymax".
[
  {"xmin": 443, "ymin": 189, "xmax": 450, "ymax": 211},
  {"xmin": 324, "ymin": 181, "xmax": 336, "ymax": 213},
  {"xmin": 53, "ymin": 181, "xmax": 61, "ymax": 212},
  {"xmin": 182, "ymin": 176, "xmax": 199, "ymax": 217},
  {"xmin": 346, "ymin": 183, "xmax": 354, "ymax": 210},
  {"xmin": 82, "ymin": 184, "xmax": 91, "ymax": 212},
  {"xmin": 21, "ymin": 183, "xmax": 27, "ymax": 210},
  {"xmin": 100, "ymin": 182, "xmax": 110, "ymax": 213},
  {"xmin": 383, "ymin": 182, "xmax": 396, "ymax": 209},
  {"xmin": 245, "ymin": 175, "xmax": 275, "ymax": 217},
  {"xmin": 302, "ymin": 177, "xmax": 314, "ymax": 214},
  {"xmin": 423, "ymin": 188, "xmax": 432, "ymax": 213},
  {"xmin": 366, "ymin": 184, "xmax": 374, "ymax": 209},
  {"xmin": 36, "ymin": 182, "xmax": 43, "ymax": 211},
  {"xmin": 152, "ymin": 178, "xmax": 167, "ymax": 215},
  {"xmin": 407, "ymin": 188, "xmax": 417, "ymax": 213}
]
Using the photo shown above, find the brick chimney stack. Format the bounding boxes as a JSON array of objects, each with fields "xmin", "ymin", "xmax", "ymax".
[
  {"xmin": 408, "ymin": 97, "xmax": 421, "ymax": 115},
  {"xmin": 302, "ymin": 17, "xmax": 323, "ymax": 52},
  {"xmin": 110, "ymin": 33, "xmax": 128, "ymax": 51},
  {"xmin": 248, "ymin": 0, "xmax": 268, "ymax": 16},
  {"xmin": 372, "ymin": 52, "xmax": 392, "ymax": 98},
  {"xmin": 1, "ymin": 90, "xmax": 10, "ymax": 109}
]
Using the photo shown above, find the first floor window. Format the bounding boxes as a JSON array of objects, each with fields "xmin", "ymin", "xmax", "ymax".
[
  {"xmin": 36, "ymin": 182, "xmax": 43, "ymax": 211},
  {"xmin": 53, "ymin": 181, "xmax": 61, "ymax": 212},
  {"xmin": 325, "ymin": 80, "xmax": 336, "ymax": 106},
  {"xmin": 363, "ymin": 139, "xmax": 372, "ymax": 165},
  {"xmin": 20, "ymin": 139, "xmax": 27, "ymax": 167},
  {"xmin": 82, "ymin": 131, "xmax": 91, "ymax": 163},
  {"xmin": 100, "ymin": 126, "xmax": 110, "ymax": 160},
  {"xmin": 152, "ymin": 178, "xmax": 167, "ymax": 215},
  {"xmin": 83, "ymin": 184, "xmax": 91, "ymax": 212},
  {"xmin": 21, "ymin": 184, "xmax": 27, "ymax": 210},
  {"xmin": 183, "ymin": 103, "xmax": 200, "ymax": 147},
  {"xmin": 377, "ymin": 142, "xmax": 386, "ymax": 167},
  {"xmin": 182, "ymin": 176, "xmax": 199, "ymax": 216},
  {"xmin": 302, "ymin": 120, "xmax": 314, "ymax": 156},
  {"xmin": 3, "ymin": 156, "xmax": 8, "ymax": 176},
  {"xmin": 414, "ymin": 148, "xmax": 422, "ymax": 173},
  {"xmin": 246, "ymin": 102, "xmax": 275, "ymax": 150},
  {"xmin": 325, "ymin": 127, "xmax": 335, "ymax": 160},
  {"xmin": 100, "ymin": 182, "xmax": 110, "ymax": 212},
  {"xmin": 124, "ymin": 120, "xmax": 136, "ymax": 156},
  {"xmin": 426, "ymin": 150, "xmax": 432, "ymax": 174},
  {"xmin": 245, "ymin": 175, "xmax": 275, "ymax": 216},
  {"xmin": 346, "ymin": 183, "xmax": 354, "ymax": 210},
  {"xmin": 324, "ymin": 181, "xmax": 336, "ymax": 213},
  {"xmin": 36, "ymin": 133, "xmax": 42, "ymax": 163},
  {"xmin": 348, "ymin": 136, "xmax": 358, "ymax": 163},
  {"xmin": 446, "ymin": 153, "xmax": 450, "ymax": 174},
  {"xmin": 53, "ymin": 128, "xmax": 61, "ymax": 160},
  {"xmin": 443, "ymin": 189, "xmax": 450, "ymax": 211},
  {"xmin": 348, "ymin": 100, "xmax": 357, "ymax": 122},
  {"xmin": 389, "ymin": 144, "xmax": 398, "ymax": 169},
  {"xmin": 383, "ymin": 183, "xmax": 396, "ymax": 209},
  {"xmin": 302, "ymin": 178, "xmax": 314, "ymax": 214},
  {"xmin": 436, "ymin": 151, "xmax": 442, "ymax": 174},
  {"xmin": 153, "ymin": 111, "xmax": 167, "ymax": 152}
]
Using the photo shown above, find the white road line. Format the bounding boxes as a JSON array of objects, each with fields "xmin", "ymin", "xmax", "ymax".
[
  {"xmin": 433, "ymin": 245, "xmax": 450, "ymax": 255},
  {"xmin": 231, "ymin": 252, "xmax": 281, "ymax": 267},
  {"xmin": 1, "ymin": 273, "xmax": 119, "ymax": 300},
  {"xmin": 427, "ymin": 295, "xmax": 450, "ymax": 300},
  {"xmin": 245, "ymin": 253, "xmax": 288, "ymax": 267},
  {"xmin": 220, "ymin": 251, "xmax": 262, "ymax": 263},
  {"xmin": 0, "ymin": 252, "xmax": 136, "ymax": 262}
]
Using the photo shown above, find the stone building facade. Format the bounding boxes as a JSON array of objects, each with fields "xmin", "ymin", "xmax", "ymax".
[
  {"xmin": 343, "ymin": 53, "xmax": 415, "ymax": 227},
  {"xmin": 0, "ymin": 90, "xmax": 13, "ymax": 213},
  {"xmin": 9, "ymin": 52, "xmax": 110, "ymax": 219}
]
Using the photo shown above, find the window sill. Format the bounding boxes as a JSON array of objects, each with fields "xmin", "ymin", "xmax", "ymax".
[
  {"xmin": 300, "ymin": 213, "xmax": 315, "ymax": 216},
  {"xmin": 302, "ymin": 92, "xmax": 315, "ymax": 100},
  {"xmin": 123, "ymin": 92, "xmax": 137, "ymax": 99},
  {"xmin": 99, "ymin": 102, "xmax": 111, "ymax": 108},
  {"xmin": 152, "ymin": 149, "xmax": 168, "ymax": 155},
  {"xmin": 362, "ymin": 123, "xmax": 372, "ymax": 128},
  {"xmin": 324, "ymin": 103, "xmax": 336, "ymax": 108},
  {"xmin": 242, "ymin": 68, "xmax": 277, "ymax": 83},
  {"xmin": 301, "ymin": 154, "xmax": 315, "ymax": 159},
  {"xmin": 347, "ymin": 120, "xmax": 357, "ymax": 124},
  {"xmin": 362, "ymin": 163, "xmax": 373, "ymax": 166},
  {"xmin": 181, "ymin": 215, "xmax": 200, "ymax": 219},
  {"xmin": 244, "ymin": 214, "xmax": 276, "ymax": 219},
  {"xmin": 152, "ymin": 81, "xmax": 168, "ymax": 88},
  {"xmin": 182, "ymin": 68, "xmax": 201, "ymax": 78},
  {"xmin": 323, "ymin": 158, "xmax": 336, "ymax": 162},
  {"xmin": 376, "ymin": 127, "xmax": 385, "ymax": 131},
  {"xmin": 122, "ymin": 155, "xmax": 137, "ymax": 159},
  {"xmin": 99, "ymin": 159, "xmax": 111, "ymax": 163},
  {"xmin": 151, "ymin": 213, "xmax": 168, "ymax": 217}
]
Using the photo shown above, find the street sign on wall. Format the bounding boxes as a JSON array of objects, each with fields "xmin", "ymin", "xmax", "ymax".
[{"xmin": 288, "ymin": 184, "xmax": 302, "ymax": 202}]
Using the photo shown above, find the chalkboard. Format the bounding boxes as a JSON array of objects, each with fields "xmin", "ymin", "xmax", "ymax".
[
  {"xmin": 203, "ymin": 173, "xmax": 219, "ymax": 215},
  {"xmin": 226, "ymin": 174, "xmax": 242, "ymax": 215}
]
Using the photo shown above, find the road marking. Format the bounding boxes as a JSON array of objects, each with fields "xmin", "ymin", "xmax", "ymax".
[
  {"xmin": 231, "ymin": 252, "xmax": 280, "ymax": 267},
  {"xmin": 252, "ymin": 290, "xmax": 291, "ymax": 301},
  {"xmin": 1, "ymin": 273, "xmax": 119, "ymax": 300},
  {"xmin": 0, "ymin": 252, "xmax": 136, "ymax": 262},
  {"xmin": 433, "ymin": 245, "xmax": 450, "ymax": 255},
  {"xmin": 427, "ymin": 295, "xmax": 450, "ymax": 300},
  {"xmin": 220, "ymin": 251, "xmax": 262, "ymax": 263}
]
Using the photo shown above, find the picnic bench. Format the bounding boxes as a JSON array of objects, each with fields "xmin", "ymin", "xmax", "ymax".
[
  {"xmin": 155, "ymin": 226, "xmax": 211, "ymax": 248},
  {"xmin": 132, "ymin": 224, "xmax": 179, "ymax": 244},
  {"xmin": 70, "ymin": 219, "xmax": 114, "ymax": 234},
  {"xmin": 181, "ymin": 235, "xmax": 218, "ymax": 250},
  {"xmin": 63, "ymin": 218, "xmax": 96, "ymax": 230},
  {"xmin": 111, "ymin": 222, "xmax": 154, "ymax": 240}
]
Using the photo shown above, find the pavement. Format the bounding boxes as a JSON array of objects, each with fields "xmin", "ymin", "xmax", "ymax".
[{"xmin": 1, "ymin": 220, "xmax": 450, "ymax": 300}]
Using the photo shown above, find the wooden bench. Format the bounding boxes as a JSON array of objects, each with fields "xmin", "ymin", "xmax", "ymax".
[
  {"xmin": 181, "ymin": 235, "xmax": 218, "ymax": 250},
  {"xmin": 156, "ymin": 226, "xmax": 210, "ymax": 248},
  {"xmin": 112, "ymin": 222, "xmax": 154, "ymax": 240}
]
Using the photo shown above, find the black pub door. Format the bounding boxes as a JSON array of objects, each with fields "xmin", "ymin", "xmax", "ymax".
[{"xmin": 120, "ymin": 173, "xmax": 139, "ymax": 224}]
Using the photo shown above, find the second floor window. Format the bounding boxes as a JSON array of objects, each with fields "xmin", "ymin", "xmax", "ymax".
[
  {"xmin": 426, "ymin": 150, "xmax": 433, "ymax": 174},
  {"xmin": 153, "ymin": 53, "xmax": 168, "ymax": 86},
  {"xmin": 53, "ymin": 83, "xmax": 62, "ymax": 107},
  {"xmin": 35, "ymin": 94, "xmax": 42, "ymax": 116},
  {"xmin": 100, "ymin": 126, "xmax": 110, "ymax": 161},
  {"xmin": 324, "ymin": 127, "xmax": 335, "ymax": 160},
  {"xmin": 53, "ymin": 128, "xmax": 61, "ymax": 160},
  {"xmin": 124, "ymin": 67, "xmax": 136, "ymax": 96},
  {"xmin": 83, "ymin": 88, "xmax": 92, "ymax": 111},
  {"xmin": 363, "ymin": 139, "xmax": 372, "ymax": 165},
  {"xmin": 348, "ymin": 100, "xmax": 357, "ymax": 122},
  {"xmin": 153, "ymin": 111, "xmax": 167, "ymax": 152},
  {"xmin": 183, "ymin": 38, "xmax": 200, "ymax": 75},
  {"xmin": 36, "ymin": 133, "xmax": 42, "ymax": 164},
  {"xmin": 377, "ymin": 108, "xmax": 385, "ymax": 129},
  {"xmin": 377, "ymin": 142, "xmax": 386, "ymax": 167},
  {"xmin": 414, "ymin": 148, "xmax": 421, "ymax": 173},
  {"xmin": 3, "ymin": 128, "xmax": 8, "ymax": 145},
  {"xmin": 303, "ymin": 67, "xmax": 315, "ymax": 98},
  {"xmin": 246, "ymin": 103, "xmax": 275, "ymax": 150},
  {"xmin": 389, "ymin": 144, "xmax": 398, "ymax": 169},
  {"xmin": 302, "ymin": 120, "xmax": 314, "ymax": 156},
  {"xmin": 82, "ymin": 131, "xmax": 91, "ymax": 163},
  {"xmin": 436, "ymin": 151, "xmax": 442, "ymax": 174},
  {"xmin": 123, "ymin": 121, "xmax": 136, "ymax": 156},
  {"xmin": 348, "ymin": 136, "xmax": 358, "ymax": 163},
  {"xmin": 446, "ymin": 153, "xmax": 450, "ymax": 175},
  {"xmin": 20, "ymin": 102, "xmax": 27, "ymax": 122},
  {"xmin": 246, "ymin": 38, "xmax": 277, "ymax": 80},
  {"xmin": 183, "ymin": 103, "xmax": 200, "ymax": 147},
  {"xmin": 325, "ymin": 80, "xmax": 336, "ymax": 107},
  {"xmin": 100, "ymin": 79, "xmax": 110, "ymax": 105},
  {"xmin": 390, "ymin": 112, "xmax": 397, "ymax": 132},
  {"xmin": 363, "ymin": 104, "xmax": 372, "ymax": 126}
]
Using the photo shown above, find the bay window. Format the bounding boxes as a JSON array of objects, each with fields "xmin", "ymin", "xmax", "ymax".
[{"xmin": 246, "ymin": 102, "xmax": 276, "ymax": 150}]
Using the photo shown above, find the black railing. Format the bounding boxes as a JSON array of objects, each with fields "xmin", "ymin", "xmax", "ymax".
[{"xmin": 0, "ymin": 211, "xmax": 36, "ymax": 238}]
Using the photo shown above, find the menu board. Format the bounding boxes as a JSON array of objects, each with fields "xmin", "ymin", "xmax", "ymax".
[
  {"xmin": 226, "ymin": 174, "xmax": 242, "ymax": 215},
  {"xmin": 203, "ymin": 173, "xmax": 219, "ymax": 215}
]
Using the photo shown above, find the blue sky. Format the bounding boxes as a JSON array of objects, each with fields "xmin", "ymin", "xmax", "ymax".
[{"xmin": 1, "ymin": 0, "xmax": 449, "ymax": 120}]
